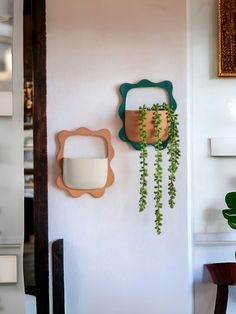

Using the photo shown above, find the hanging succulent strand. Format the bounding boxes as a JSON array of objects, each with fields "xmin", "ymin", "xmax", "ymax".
[
  {"xmin": 138, "ymin": 105, "xmax": 148, "ymax": 212},
  {"xmin": 137, "ymin": 102, "xmax": 180, "ymax": 234},
  {"xmin": 166, "ymin": 104, "xmax": 180, "ymax": 208},
  {"xmin": 152, "ymin": 104, "xmax": 164, "ymax": 234}
]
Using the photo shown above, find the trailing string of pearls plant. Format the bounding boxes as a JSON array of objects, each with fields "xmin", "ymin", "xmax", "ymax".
[{"xmin": 138, "ymin": 103, "xmax": 180, "ymax": 234}]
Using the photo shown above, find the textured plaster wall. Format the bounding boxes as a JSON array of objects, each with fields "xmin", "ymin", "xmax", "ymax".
[{"xmin": 47, "ymin": 0, "xmax": 191, "ymax": 313}]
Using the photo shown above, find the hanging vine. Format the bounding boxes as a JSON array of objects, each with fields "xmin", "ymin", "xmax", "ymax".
[
  {"xmin": 137, "ymin": 103, "xmax": 180, "ymax": 234},
  {"xmin": 138, "ymin": 105, "xmax": 148, "ymax": 212},
  {"xmin": 166, "ymin": 105, "xmax": 180, "ymax": 208},
  {"xmin": 152, "ymin": 104, "xmax": 164, "ymax": 234}
]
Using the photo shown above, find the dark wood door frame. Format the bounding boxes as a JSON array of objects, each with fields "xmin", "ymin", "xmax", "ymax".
[
  {"xmin": 32, "ymin": 0, "xmax": 49, "ymax": 313},
  {"xmin": 52, "ymin": 239, "xmax": 65, "ymax": 314}
]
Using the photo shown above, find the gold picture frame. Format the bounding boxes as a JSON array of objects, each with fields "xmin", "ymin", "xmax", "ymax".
[{"xmin": 218, "ymin": 0, "xmax": 236, "ymax": 77}]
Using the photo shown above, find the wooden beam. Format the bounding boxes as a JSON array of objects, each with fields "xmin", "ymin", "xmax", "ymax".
[{"xmin": 31, "ymin": 0, "xmax": 49, "ymax": 313}]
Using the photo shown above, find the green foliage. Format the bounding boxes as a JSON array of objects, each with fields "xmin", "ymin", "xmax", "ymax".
[
  {"xmin": 138, "ymin": 105, "xmax": 148, "ymax": 212},
  {"xmin": 166, "ymin": 105, "xmax": 180, "ymax": 208},
  {"xmin": 138, "ymin": 103, "xmax": 180, "ymax": 234},
  {"xmin": 222, "ymin": 192, "xmax": 236, "ymax": 230},
  {"xmin": 152, "ymin": 104, "xmax": 164, "ymax": 234}
]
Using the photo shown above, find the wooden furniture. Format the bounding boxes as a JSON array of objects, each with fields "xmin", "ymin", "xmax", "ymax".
[
  {"xmin": 206, "ymin": 262, "xmax": 236, "ymax": 314},
  {"xmin": 52, "ymin": 239, "xmax": 65, "ymax": 314}
]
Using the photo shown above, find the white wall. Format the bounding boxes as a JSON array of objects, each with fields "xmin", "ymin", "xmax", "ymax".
[
  {"xmin": 190, "ymin": 0, "xmax": 236, "ymax": 313},
  {"xmin": 47, "ymin": 0, "xmax": 191, "ymax": 313},
  {"xmin": 191, "ymin": 0, "xmax": 236, "ymax": 234}
]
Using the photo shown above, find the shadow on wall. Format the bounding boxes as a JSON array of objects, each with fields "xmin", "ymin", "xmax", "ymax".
[{"xmin": 204, "ymin": 208, "xmax": 229, "ymax": 233}]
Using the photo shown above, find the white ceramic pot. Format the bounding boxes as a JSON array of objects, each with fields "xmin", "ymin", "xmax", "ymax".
[{"xmin": 63, "ymin": 157, "xmax": 108, "ymax": 190}]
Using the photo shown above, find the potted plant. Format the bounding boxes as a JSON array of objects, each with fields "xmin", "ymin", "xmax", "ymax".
[
  {"xmin": 124, "ymin": 108, "xmax": 169, "ymax": 144},
  {"xmin": 118, "ymin": 79, "xmax": 180, "ymax": 234},
  {"xmin": 118, "ymin": 79, "xmax": 177, "ymax": 150},
  {"xmin": 138, "ymin": 103, "xmax": 180, "ymax": 234},
  {"xmin": 222, "ymin": 192, "xmax": 236, "ymax": 229}
]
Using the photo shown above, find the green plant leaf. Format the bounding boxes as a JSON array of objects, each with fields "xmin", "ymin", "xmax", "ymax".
[
  {"xmin": 222, "ymin": 209, "xmax": 236, "ymax": 222},
  {"xmin": 225, "ymin": 192, "xmax": 236, "ymax": 209},
  {"xmin": 229, "ymin": 221, "xmax": 236, "ymax": 230},
  {"xmin": 222, "ymin": 192, "xmax": 236, "ymax": 230},
  {"xmin": 138, "ymin": 102, "xmax": 180, "ymax": 235},
  {"xmin": 138, "ymin": 105, "xmax": 148, "ymax": 213}
]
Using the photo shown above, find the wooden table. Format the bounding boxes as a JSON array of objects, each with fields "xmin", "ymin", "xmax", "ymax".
[{"xmin": 206, "ymin": 263, "xmax": 236, "ymax": 314}]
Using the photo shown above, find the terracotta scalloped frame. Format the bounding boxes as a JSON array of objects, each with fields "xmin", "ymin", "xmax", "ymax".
[
  {"xmin": 118, "ymin": 79, "xmax": 177, "ymax": 150},
  {"xmin": 56, "ymin": 127, "xmax": 115, "ymax": 198}
]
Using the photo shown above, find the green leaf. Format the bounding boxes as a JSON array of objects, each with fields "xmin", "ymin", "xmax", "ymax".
[
  {"xmin": 225, "ymin": 192, "xmax": 236, "ymax": 209},
  {"xmin": 229, "ymin": 221, "xmax": 236, "ymax": 230},
  {"xmin": 222, "ymin": 209, "xmax": 236, "ymax": 223}
]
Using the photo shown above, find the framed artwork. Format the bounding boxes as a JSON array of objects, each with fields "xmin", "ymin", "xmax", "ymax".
[
  {"xmin": 218, "ymin": 0, "xmax": 236, "ymax": 77},
  {"xmin": 24, "ymin": 174, "xmax": 34, "ymax": 189},
  {"xmin": 24, "ymin": 81, "xmax": 33, "ymax": 126}
]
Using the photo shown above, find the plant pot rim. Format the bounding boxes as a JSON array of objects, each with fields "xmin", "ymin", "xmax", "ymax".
[{"xmin": 125, "ymin": 109, "xmax": 167, "ymax": 113}]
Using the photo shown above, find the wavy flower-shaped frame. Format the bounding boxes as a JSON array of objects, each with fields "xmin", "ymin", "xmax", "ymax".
[
  {"xmin": 56, "ymin": 127, "xmax": 115, "ymax": 198},
  {"xmin": 118, "ymin": 79, "xmax": 177, "ymax": 150}
]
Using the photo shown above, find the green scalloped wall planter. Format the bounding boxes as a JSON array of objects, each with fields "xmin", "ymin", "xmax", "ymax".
[{"xmin": 118, "ymin": 79, "xmax": 177, "ymax": 150}]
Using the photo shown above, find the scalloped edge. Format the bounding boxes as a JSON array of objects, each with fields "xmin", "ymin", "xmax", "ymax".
[
  {"xmin": 56, "ymin": 127, "xmax": 115, "ymax": 198},
  {"xmin": 118, "ymin": 79, "xmax": 177, "ymax": 150}
]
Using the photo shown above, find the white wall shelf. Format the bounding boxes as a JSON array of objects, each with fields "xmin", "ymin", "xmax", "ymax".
[
  {"xmin": 0, "ymin": 244, "xmax": 21, "ymax": 249},
  {"xmin": 210, "ymin": 138, "xmax": 236, "ymax": 156},
  {"xmin": 194, "ymin": 232, "xmax": 236, "ymax": 245}
]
